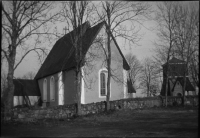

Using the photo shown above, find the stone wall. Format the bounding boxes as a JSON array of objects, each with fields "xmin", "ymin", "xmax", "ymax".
[
  {"xmin": 11, "ymin": 104, "xmax": 77, "ymax": 121},
  {"xmin": 161, "ymin": 95, "xmax": 199, "ymax": 106},
  {"xmin": 4, "ymin": 95, "xmax": 198, "ymax": 122},
  {"xmin": 80, "ymin": 96, "xmax": 163, "ymax": 115}
]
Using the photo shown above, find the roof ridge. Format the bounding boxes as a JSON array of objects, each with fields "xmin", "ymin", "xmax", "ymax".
[{"xmin": 35, "ymin": 21, "xmax": 104, "ymax": 80}]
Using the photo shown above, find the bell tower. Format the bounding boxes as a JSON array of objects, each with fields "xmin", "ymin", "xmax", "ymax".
[{"xmin": 160, "ymin": 57, "xmax": 194, "ymax": 96}]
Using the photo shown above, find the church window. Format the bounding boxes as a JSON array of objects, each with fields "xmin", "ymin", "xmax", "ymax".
[
  {"xmin": 100, "ymin": 72, "xmax": 106, "ymax": 96},
  {"xmin": 99, "ymin": 68, "xmax": 111, "ymax": 98},
  {"xmin": 43, "ymin": 79, "xmax": 47, "ymax": 102},
  {"xmin": 50, "ymin": 76, "xmax": 55, "ymax": 101}
]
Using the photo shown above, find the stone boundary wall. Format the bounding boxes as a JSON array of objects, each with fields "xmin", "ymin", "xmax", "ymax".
[
  {"xmin": 11, "ymin": 104, "xmax": 77, "ymax": 121},
  {"xmin": 3, "ymin": 95, "xmax": 198, "ymax": 121},
  {"xmin": 161, "ymin": 95, "xmax": 199, "ymax": 106},
  {"xmin": 81, "ymin": 96, "xmax": 163, "ymax": 115}
]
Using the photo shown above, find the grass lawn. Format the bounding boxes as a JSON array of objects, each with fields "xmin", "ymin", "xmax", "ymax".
[{"xmin": 1, "ymin": 106, "xmax": 198, "ymax": 137}]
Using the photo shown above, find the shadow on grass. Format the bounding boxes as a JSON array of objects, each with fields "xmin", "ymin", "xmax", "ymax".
[{"xmin": 1, "ymin": 106, "xmax": 198, "ymax": 137}]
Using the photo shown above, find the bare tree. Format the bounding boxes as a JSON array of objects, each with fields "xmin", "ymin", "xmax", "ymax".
[
  {"xmin": 19, "ymin": 71, "xmax": 36, "ymax": 80},
  {"xmin": 125, "ymin": 53, "xmax": 142, "ymax": 90},
  {"xmin": 1, "ymin": 1, "xmax": 59, "ymax": 113},
  {"xmin": 140, "ymin": 58, "xmax": 159, "ymax": 97},
  {"xmin": 93, "ymin": 1, "xmax": 151, "ymax": 110},
  {"xmin": 189, "ymin": 52, "xmax": 199, "ymax": 88},
  {"xmin": 172, "ymin": 2, "xmax": 199, "ymax": 105},
  {"xmin": 189, "ymin": 3, "xmax": 199, "ymax": 89},
  {"xmin": 1, "ymin": 70, "xmax": 8, "ymax": 98},
  {"xmin": 153, "ymin": 2, "xmax": 180, "ymax": 106},
  {"xmin": 58, "ymin": 1, "xmax": 95, "ymax": 115}
]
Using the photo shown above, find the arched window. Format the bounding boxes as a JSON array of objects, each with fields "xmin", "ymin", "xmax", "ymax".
[
  {"xmin": 99, "ymin": 68, "xmax": 111, "ymax": 98},
  {"xmin": 100, "ymin": 72, "xmax": 106, "ymax": 96},
  {"xmin": 43, "ymin": 79, "xmax": 47, "ymax": 102},
  {"xmin": 50, "ymin": 76, "xmax": 55, "ymax": 101}
]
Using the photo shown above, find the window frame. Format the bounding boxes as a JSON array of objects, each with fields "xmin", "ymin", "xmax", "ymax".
[
  {"xmin": 43, "ymin": 78, "xmax": 47, "ymax": 102},
  {"xmin": 50, "ymin": 76, "xmax": 55, "ymax": 101},
  {"xmin": 100, "ymin": 72, "xmax": 106, "ymax": 96},
  {"xmin": 99, "ymin": 68, "xmax": 111, "ymax": 98}
]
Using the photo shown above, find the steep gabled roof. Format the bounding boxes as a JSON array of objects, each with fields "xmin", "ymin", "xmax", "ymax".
[
  {"xmin": 172, "ymin": 77, "xmax": 195, "ymax": 92},
  {"xmin": 35, "ymin": 21, "xmax": 104, "ymax": 80},
  {"xmin": 162, "ymin": 57, "xmax": 185, "ymax": 66},
  {"xmin": 13, "ymin": 79, "xmax": 41, "ymax": 96},
  {"xmin": 108, "ymin": 26, "xmax": 130, "ymax": 70},
  {"xmin": 127, "ymin": 79, "xmax": 136, "ymax": 93},
  {"xmin": 160, "ymin": 77, "xmax": 195, "ymax": 96},
  {"xmin": 35, "ymin": 21, "xmax": 130, "ymax": 80},
  {"xmin": 160, "ymin": 79, "xmax": 171, "ymax": 96}
]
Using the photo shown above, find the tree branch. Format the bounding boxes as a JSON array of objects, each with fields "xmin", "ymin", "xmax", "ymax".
[{"xmin": 14, "ymin": 48, "xmax": 46, "ymax": 70}]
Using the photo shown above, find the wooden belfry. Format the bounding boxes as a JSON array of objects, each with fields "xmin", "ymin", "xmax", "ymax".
[{"xmin": 160, "ymin": 57, "xmax": 195, "ymax": 96}]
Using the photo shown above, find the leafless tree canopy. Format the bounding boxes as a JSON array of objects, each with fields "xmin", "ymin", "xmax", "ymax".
[
  {"xmin": 94, "ymin": 1, "xmax": 152, "ymax": 47},
  {"xmin": 153, "ymin": 1, "xmax": 199, "ymax": 105},
  {"xmin": 18, "ymin": 71, "xmax": 36, "ymax": 80},
  {"xmin": 1, "ymin": 1, "xmax": 59, "ymax": 110},
  {"xmin": 2, "ymin": 1, "xmax": 59, "ymax": 67},
  {"xmin": 153, "ymin": 2, "xmax": 199, "ymax": 78},
  {"xmin": 139, "ymin": 58, "xmax": 160, "ymax": 97},
  {"xmin": 92, "ymin": 1, "xmax": 152, "ymax": 110},
  {"xmin": 56, "ymin": 1, "xmax": 96, "ymax": 115},
  {"xmin": 173, "ymin": 3, "xmax": 199, "ymax": 87},
  {"xmin": 125, "ymin": 53, "xmax": 142, "ymax": 90}
]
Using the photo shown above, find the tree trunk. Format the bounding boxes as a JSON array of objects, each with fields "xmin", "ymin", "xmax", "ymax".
[
  {"xmin": 182, "ymin": 69, "xmax": 187, "ymax": 106},
  {"xmin": 22, "ymin": 86, "xmax": 32, "ymax": 108},
  {"xmin": 106, "ymin": 49, "xmax": 111, "ymax": 111},
  {"xmin": 106, "ymin": 6, "xmax": 111, "ymax": 111},
  {"xmin": 6, "ymin": 70, "xmax": 14, "ymax": 109},
  {"xmin": 147, "ymin": 85, "xmax": 149, "ymax": 97},
  {"xmin": 4, "ymin": 56, "xmax": 15, "ymax": 118},
  {"xmin": 76, "ymin": 69, "xmax": 82, "ymax": 115},
  {"xmin": 78, "ymin": 20, "xmax": 83, "ymax": 115},
  {"xmin": 4, "ymin": 37, "xmax": 17, "ymax": 118},
  {"xmin": 75, "ymin": 14, "xmax": 83, "ymax": 115},
  {"xmin": 75, "ymin": 36, "xmax": 82, "ymax": 115},
  {"xmin": 165, "ymin": 75, "xmax": 169, "ymax": 107},
  {"xmin": 106, "ymin": 33, "xmax": 111, "ymax": 111},
  {"xmin": 182, "ymin": 77, "xmax": 186, "ymax": 106}
]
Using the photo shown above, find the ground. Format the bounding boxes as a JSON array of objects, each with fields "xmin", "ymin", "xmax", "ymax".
[{"xmin": 1, "ymin": 106, "xmax": 198, "ymax": 137}]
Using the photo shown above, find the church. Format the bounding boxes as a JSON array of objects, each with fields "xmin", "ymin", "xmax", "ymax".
[{"xmin": 34, "ymin": 21, "xmax": 135, "ymax": 107}]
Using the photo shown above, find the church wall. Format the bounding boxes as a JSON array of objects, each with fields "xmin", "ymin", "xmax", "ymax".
[
  {"xmin": 63, "ymin": 69, "xmax": 77, "ymax": 105},
  {"xmin": 37, "ymin": 73, "xmax": 59, "ymax": 107},
  {"xmin": 173, "ymin": 81, "xmax": 183, "ymax": 96},
  {"xmin": 83, "ymin": 26, "xmax": 125, "ymax": 104},
  {"xmin": 36, "ymin": 25, "xmax": 128, "ymax": 106},
  {"xmin": 109, "ymin": 40, "xmax": 124, "ymax": 100},
  {"xmin": 172, "ymin": 80, "xmax": 195, "ymax": 96}
]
